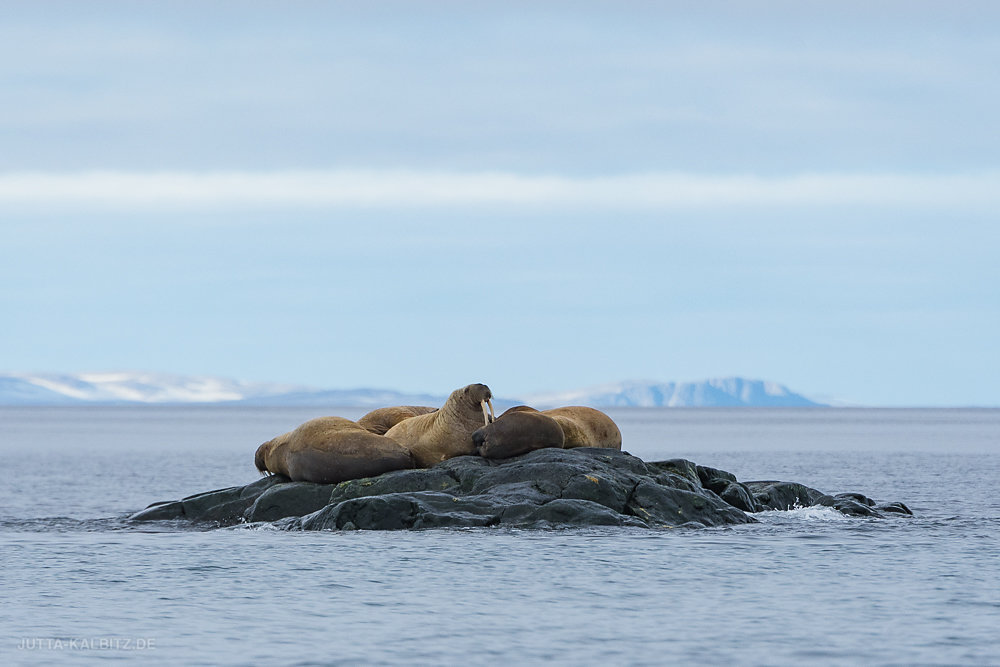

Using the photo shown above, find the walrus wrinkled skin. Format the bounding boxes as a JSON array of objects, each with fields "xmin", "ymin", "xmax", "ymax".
[
  {"xmin": 357, "ymin": 406, "xmax": 438, "ymax": 436},
  {"xmin": 254, "ymin": 416, "xmax": 415, "ymax": 484},
  {"xmin": 473, "ymin": 410, "xmax": 565, "ymax": 459},
  {"xmin": 502, "ymin": 405, "xmax": 622, "ymax": 450},
  {"xmin": 384, "ymin": 383, "xmax": 495, "ymax": 468}
]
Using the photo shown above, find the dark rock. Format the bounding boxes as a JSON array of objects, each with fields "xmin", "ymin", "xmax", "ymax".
[
  {"xmin": 696, "ymin": 464, "xmax": 756, "ymax": 512},
  {"xmin": 625, "ymin": 480, "xmax": 754, "ymax": 527},
  {"xmin": 239, "ymin": 474, "xmax": 290, "ymax": 500},
  {"xmin": 876, "ymin": 501, "xmax": 914, "ymax": 516},
  {"xmin": 249, "ymin": 467, "xmax": 465, "ymax": 523},
  {"xmin": 130, "ymin": 500, "xmax": 185, "ymax": 521},
  {"xmin": 697, "ymin": 465, "xmax": 738, "ymax": 487},
  {"xmin": 835, "ymin": 492, "xmax": 876, "ymax": 507},
  {"xmin": 644, "ymin": 458, "xmax": 700, "ymax": 486},
  {"xmin": 652, "ymin": 471, "xmax": 703, "ymax": 494},
  {"xmin": 468, "ymin": 461, "xmax": 583, "ymax": 495},
  {"xmin": 716, "ymin": 481, "xmax": 762, "ymax": 513},
  {"xmin": 568, "ymin": 448, "xmax": 653, "ymax": 479},
  {"xmin": 131, "ymin": 481, "xmax": 274, "ymax": 523},
  {"xmin": 181, "ymin": 487, "xmax": 248, "ymax": 523},
  {"xmin": 560, "ymin": 472, "xmax": 631, "ymax": 513},
  {"xmin": 132, "ymin": 447, "xmax": 911, "ymax": 530},
  {"xmin": 329, "ymin": 467, "xmax": 461, "ymax": 503},
  {"xmin": 194, "ymin": 498, "xmax": 254, "ymax": 524},
  {"xmin": 516, "ymin": 499, "xmax": 647, "ymax": 528},
  {"xmin": 300, "ymin": 492, "xmax": 500, "ymax": 530},
  {"xmin": 246, "ymin": 482, "xmax": 335, "ymax": 522},
  {"xmin": 475, "ymin": 480, "xmax": 562, "ymax": 505},
  {"xmin": 746, "ymin": 481, "xmax": 830, "ymax": 511},
  {"xmin": 829, "ymin": 497, "xmax": 880, "ymax": 517},
  {"xmin": 434, "ymin": 455, "xmax": 493, "ymax": 493},
  {"xmin": 702, "ymin": 477, "xmax": 730, "ymax": 495}
]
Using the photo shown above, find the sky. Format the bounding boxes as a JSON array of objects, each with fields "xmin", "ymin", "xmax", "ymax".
[{"xmin": 1, "ymin": 1, "xmax": 998, "ymax": 406}]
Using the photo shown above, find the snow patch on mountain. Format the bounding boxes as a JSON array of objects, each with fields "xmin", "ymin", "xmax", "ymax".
[
  {"xmin": 3, "ymin": 372, "xmax": 308, "ymax": 404},
  {"xmin": 518, "ymin": 378, "xmax": 823, "ymax": 408}
]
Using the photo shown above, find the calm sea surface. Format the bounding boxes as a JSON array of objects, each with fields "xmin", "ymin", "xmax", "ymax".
[{"xmin": 1, "ymin": 407, "xmax": 998, "ymax": 665}]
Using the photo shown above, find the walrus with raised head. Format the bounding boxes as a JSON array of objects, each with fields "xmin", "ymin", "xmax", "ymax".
[
  {"xmin": 383, "ymin": 383, "xmax": 495, "ymax": 468},
  {"xmin": 357, "ymin": 406, "xmax": 438, "ymax": 436},
  {"xmin": 499, "ymin": 405, "xmax": 622, "ymax": 450},
  {"xmin": 254, "ymin": 416, "xmax": 415, "ymax": 484},
  {"xmin": 473, "ymin": 409, "xmax": 565, "ymax": 459}
]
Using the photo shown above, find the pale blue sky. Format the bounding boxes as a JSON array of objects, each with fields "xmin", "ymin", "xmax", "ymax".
[{"xmin": 1, "ymin": 1, "xmax": 998, "ymax": 405}]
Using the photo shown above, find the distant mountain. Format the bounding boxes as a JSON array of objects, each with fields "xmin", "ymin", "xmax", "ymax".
[
  {"xmin": 235, "ymin": 388, "xmax": 447, "ymax": 408},
  {"xmin": 0, "ymin": 372, "xmax": 450, "ymax": 407},
  {"xmin": 0, "ymin": 372, "xmax": 307, "ymax": 405},
  {"xmin": 0, "ymin": 376, "xmax": 80, "ymax": 405},
  {"xmin": 0, "ymin": 372, "xmax": 826, "ymax": 407},
  {"xmin": 518, "ymin": 378, "xmax": 824, "ymax": 408}
]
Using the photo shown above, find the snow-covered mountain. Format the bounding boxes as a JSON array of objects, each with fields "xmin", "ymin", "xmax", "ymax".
[
  {"xmin": 0, "ymin": 372, "xmax": 309, "ymax": 405},
  {"xmin": 0, "ymin": 372, "xmax": 826, "ymax": 407},
  {"xmin": 0, "ymin": 372, "xmax": 449, "ymax": 407},
  {"xmin": 518, "ymin": 378, "xmax": 823, "ymax": 408}
]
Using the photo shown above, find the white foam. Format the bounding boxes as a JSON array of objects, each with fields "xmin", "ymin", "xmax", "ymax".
[
  {"xmin": 754, "ymin": 505, "xmax": 851, "ymax": 522},
  {"xmin": 227, "ymin": 522, "xmax": 287, "ymax": 532}
]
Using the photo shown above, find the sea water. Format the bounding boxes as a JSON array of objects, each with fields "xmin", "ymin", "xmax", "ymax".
[{"xmin": 0, "ymin": 407, "xmax": 998, "ymax": 665}]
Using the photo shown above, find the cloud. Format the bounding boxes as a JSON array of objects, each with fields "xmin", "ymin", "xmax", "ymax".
[{"xmin": 1, "ymin": 169, "xmax": 998, "ymax": 210}]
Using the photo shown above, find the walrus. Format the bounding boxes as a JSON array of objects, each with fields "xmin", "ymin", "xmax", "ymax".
[
  {"xmin": 501, "ymin": 405, "xmax": 622, "ymax": 450},
  {"xmin": 383, "ymin": 383, "xmax": 495, "ymax": 468},
  {"xmin": 357, "ymin": 406, "xmax": 438, "ymax": 436},
  {"xmin": 254, "ymin": 416, "xmax": 415, "ymax": 484},
  {"xmin": 472, "ymin": 409, "xmax": 565, "ymax": 459}
]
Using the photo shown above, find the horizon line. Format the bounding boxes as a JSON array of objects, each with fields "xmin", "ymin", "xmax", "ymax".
[{"xmin": 2, "ymin": 168, "xmax": 1000, "ymax": 209}]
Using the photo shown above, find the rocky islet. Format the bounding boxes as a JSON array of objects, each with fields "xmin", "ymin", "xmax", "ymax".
[{"xmin": 131, "ymin": 447, "xmax": 912, "ymax": 530}]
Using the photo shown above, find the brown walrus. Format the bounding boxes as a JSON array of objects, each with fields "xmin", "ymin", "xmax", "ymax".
[
  {"xmin": 472, "ymin": 409, "xmax": 565, "ymax": 459},
  {"xmin": 357, "ymin": 406, "xmax": 438, "ymax": 436},
  {"xmin": 383, "ymin": 383, "xmax": 495, "ymax": 468},
  {"xmin": 501, "ymin": 405, "xmax": 622, "ymax": 450},
  {"xmin": 254, "ymin": 416, "xmax": 415, "ymax": 484}
]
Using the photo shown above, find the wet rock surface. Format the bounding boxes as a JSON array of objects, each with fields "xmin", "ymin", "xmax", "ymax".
[{"xmin": 130, "ymin": 447, "xmax": 913, "ymax": 530}]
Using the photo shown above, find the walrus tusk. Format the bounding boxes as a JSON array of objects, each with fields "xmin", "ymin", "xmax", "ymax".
[
  {"xmin": 481, "ymin": 400, "xmax": 491, "ymax": 427},
  {"xmin": 488, "ymin": 398, "xmax": 495, "ymax": 423}
]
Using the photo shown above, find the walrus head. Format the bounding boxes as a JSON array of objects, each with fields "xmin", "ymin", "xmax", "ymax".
[
  {"xmin": 460, "ymin": 383, "xmax": 495, "ymax": 427},
  {"xmin": 254, "ymin": 440, "xmax": 273, "ymax": 475},
  {"xmin": 473, "ymin": 409, "xmax": 565, "ymax": 459}
]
